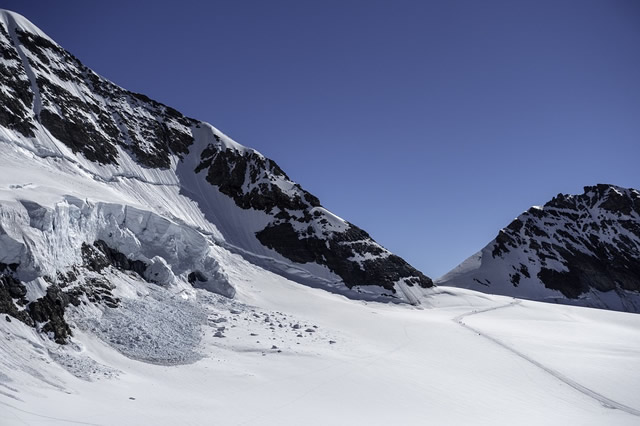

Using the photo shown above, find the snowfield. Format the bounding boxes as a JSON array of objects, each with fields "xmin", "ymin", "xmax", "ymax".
[
  {"xmin": 1, "ymin": 265, "xmax": 640, "ymax": 425},
  {"xmin": 0, "ymin": 135, "xmax": 638, "ymax": 426}
]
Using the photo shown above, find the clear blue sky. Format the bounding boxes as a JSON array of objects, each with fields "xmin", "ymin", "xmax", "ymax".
[{"xmin": 5, "ymin": 0, "xmax": 639, "ymax": 277}]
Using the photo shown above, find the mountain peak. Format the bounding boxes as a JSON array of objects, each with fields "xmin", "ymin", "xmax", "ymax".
[
  {"xmin": 0, "ymin": 5, "xmax": 432, "ymax": 343},
  {"xmin": 0, "ymin": 8, "xmax": 54, "ymax": 44},
  {"xmin": 439, "ymin": 184, "xmax": 640, "ymax": 312}
]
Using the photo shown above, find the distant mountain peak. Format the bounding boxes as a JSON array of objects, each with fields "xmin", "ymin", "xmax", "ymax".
[{"xmin": 439, "ymin": 184, "xmax": 640, "ymax": 312}]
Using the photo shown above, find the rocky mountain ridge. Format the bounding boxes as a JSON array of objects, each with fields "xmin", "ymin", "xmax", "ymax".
[
  {"xmin": 0, "ymin": 9, "xmax": 430, "ymax": 343},
  {"xmin": 438, "ymin": 184, "xmax": 640, "ymax": 312}
]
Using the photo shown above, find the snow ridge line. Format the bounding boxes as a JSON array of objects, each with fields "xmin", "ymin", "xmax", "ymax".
[
  {"xmin": 5, "ymin": 13, "xmax": 42, "ymax": 118},
  {"xmin": 454, "ymin": 300, "xmax": 640, "ymax": 417},
  {"xmin": 102, "ymin": 173, "xmax": 179, "ymax": 187},
  {"xmin": 0, "ymin": 135, "xmax": 179, "ymax": 188}
]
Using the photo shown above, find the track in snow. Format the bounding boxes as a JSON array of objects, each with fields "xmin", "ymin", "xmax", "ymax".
[
  {"xmin": 453, "ymin": 300, "xmax": 640, "ymax": 417},
  {"xmin": 0, "ymin": 400, "xmax": 102, "ymax": 425}
]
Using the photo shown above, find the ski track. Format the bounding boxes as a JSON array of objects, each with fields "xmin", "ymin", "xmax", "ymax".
[
  {"xmin": 0, "ymin": 400, "xmax": 102, "ymax": 426},
  {"xmin": 454, "ymin": 300, "xmax": 640, "ymax": 417}
]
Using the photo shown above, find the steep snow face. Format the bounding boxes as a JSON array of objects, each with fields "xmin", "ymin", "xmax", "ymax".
[
  {"xmin": 0, "ymin": 8, "xmax": 431, "ymax": 301},
  {"xmin": 438, "ymin": 184, "xmax": 640, "ymax": 312}
]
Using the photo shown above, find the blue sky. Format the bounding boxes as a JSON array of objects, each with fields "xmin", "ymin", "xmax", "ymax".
[{"xmin": 5, "ymin": 0, "xmax": 639, "ymax": 277}]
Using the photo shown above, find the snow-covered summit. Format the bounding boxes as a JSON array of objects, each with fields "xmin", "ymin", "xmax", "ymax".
[
  {"xmin": 438, "ymin": 184, "xmax": 640, "ymax": 312},
  {"xmin": 0, "ymin": 9, "xmax": 54, "ymax": 43}
]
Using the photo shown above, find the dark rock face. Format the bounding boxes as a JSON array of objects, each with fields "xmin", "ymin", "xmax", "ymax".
[
  {"xmin": 0, "ymin": 271, "xmax": 33, "ymax": 326},
  {"xmin": 28, "ymin": 285, "xmax": 81, "ymax": 344},
  {"xmin": 0, "ymin": 22, "xmax": 196, "ymax": 167},
  {"xmin": 0, "ymin": 264, "xmax": 80, "ymax": 344},
  {"xmin": 491, "ymin": 184, "xmax": 640, "ymax": 299},
  {"xmin": 0, "ymin": 25, "xmax": 36, "ymax": 137},
  {"xmin": 196, "ymin": 146, "xmax": 320, "ymax": 213},
  {"xmin": 257, "ymin": 222, "xmax": 432, "ymax": 291},
  {"xmin": 82, "ymin": 240, "xmax": 148, "ymax": 277}
]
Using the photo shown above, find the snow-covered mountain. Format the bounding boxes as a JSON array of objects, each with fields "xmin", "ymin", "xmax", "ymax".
[
  {"xmin": 438, "ymin": 184, "xmax": 640, "ymax": 312},
  {"xmin": 0, "ymin": 9, "xmax": 433, "ymax": 342},
  {"xmin": 2, "ymin": 10, "xmax": 640, "ymax": 425}
]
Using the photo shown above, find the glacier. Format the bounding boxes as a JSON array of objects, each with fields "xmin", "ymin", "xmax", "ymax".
[{"xmin": 0, "ymin": 9, "xmax": 639, "ymax": 426}]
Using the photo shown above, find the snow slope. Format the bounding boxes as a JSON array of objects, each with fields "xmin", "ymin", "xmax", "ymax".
[{"xmin": 1, "ymin": 269, "xmax": 639, "ymax": 425}]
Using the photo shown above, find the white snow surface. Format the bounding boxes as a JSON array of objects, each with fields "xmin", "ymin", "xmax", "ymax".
[{"xmin": 2, "ymin": 273, "xmax": 640, "ymax": 425}]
